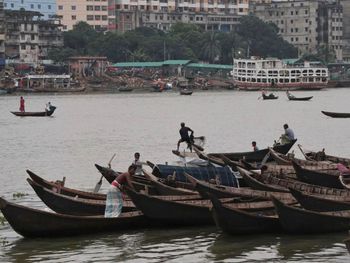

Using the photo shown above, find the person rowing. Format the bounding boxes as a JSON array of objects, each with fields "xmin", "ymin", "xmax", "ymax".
[
  {"xmin": 177, "ymin": 122, "xmax": 194, "ymax": 152},
  {"xmin": 132, "ymin": 152, "xmax": 146, "ymax": 176}
]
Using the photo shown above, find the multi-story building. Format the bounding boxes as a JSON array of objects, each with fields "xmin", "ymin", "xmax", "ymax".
[
  {"xmin": 57, "ymin": 0, "xmax": 109, "ymax": 31},
  {"xmin": 5, "ymin": 10, "xmax": 63, "ymax": 64},
  {"xmin": 0, "ymin": 0, "xmax": 5, "ymax": 67},
  {"xmin": 252, "ymin": 0, "xmax": 343, "ymax": 61},
  {"xmin": 108, "ymin": 0, "xmax": 249, "ymax": 33},
  {"xmin": 341, "ymin": 0, "xmax": 350, "ymax": 62},
  {"xmin": 4, "ymin": 0, "xmax": 56, "ymax": 19}
]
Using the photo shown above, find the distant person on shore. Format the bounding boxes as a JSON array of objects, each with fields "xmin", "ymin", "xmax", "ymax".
[
  {"xmin": 177, "ymin": 122, "xmax": 194, "ymax": 152},
  {"xmin": 280, "ymin": 124, "xmax": 295, "ymax": 144},
  {"xmin": 252, "ymin": 141, "xmax": 259, "ymax": 152},
  {"xmin": 132, "ymin": 152, "xmax": 146, "ymax": 176},
  {"xmin": 104, "ymin": 165, "xmax": 136, "ymax": 218},
  {"xmin": 19, "ymin": 96, "xmax": 25, "ymax": 112}
]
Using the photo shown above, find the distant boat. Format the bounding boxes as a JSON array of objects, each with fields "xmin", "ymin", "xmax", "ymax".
[
  {"xmin": 262, "ymin": 93, "xmax": 278, "ymax": 100},
  {"xmin": 287, "ymin": 92, "xmax": 313, "ymax": 101},
  {"xmin": 11, "ymin": 106, "xmax": 56, "ymax": 117},
  {"xmin": 321, "ymin": 111, "xmax": 350, "ymax": 118},
  {"xmin": 118, "ymin": 87, "xmax": 133, "ymax": 92},
  {"xmin": 180, "ymin": 89, "xmax": 193, "ymax": 95}
]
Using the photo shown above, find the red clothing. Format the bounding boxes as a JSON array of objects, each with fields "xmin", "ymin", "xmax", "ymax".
[{"xmin": 19, "ymin": 98, "xmax": 25, "ymax": 112}]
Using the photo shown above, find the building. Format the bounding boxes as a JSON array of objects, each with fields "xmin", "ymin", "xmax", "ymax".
[
  {"xmin": 0, "ymin": 0, "xmax": 5, "ymax": 68},
  {"xmin": 69, "ymin": 56, "xmax": 108, "ymax": 78},
  {"xmin": 108, "ymin": 0, "xmax": 250, "ymax": 33},
  {"xmin": 252, "ymin": 0, "xmax": 343, "ymax": 61},
  {"xmin": 5, "ymin": 9, "xmax": 63, "ymax": 64},
  {"xmin": 341, "ymin": 0, "xmax": 350, "ymax": 61},
  {"xmin": 4, "ymin": 0, "xmax": 56, "ymax": 19},
  {"xmin": 57, "ymin": 0, "xmax": 108, "ymax": 31}
]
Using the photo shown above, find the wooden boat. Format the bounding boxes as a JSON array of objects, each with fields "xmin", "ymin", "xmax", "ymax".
[
  {"xmin": 321, "ymin": 111, "xmax": 350, "ymax": 118},
  {"xmin": 0, "ymin": 197, "xmax": 149, "ymax": 238},
  {"xmin": 287, "ymin": 94, "xmax": 313, "ymax": 101},
  {"xmin": 143, "ymin": 170, "xmax": 197, "ymax": 196},
  {"xmin": 11, "ymin": 106, "xmax": 56, "ymax": 117},
  {"xmin": 184, "ymin": 172, "xmax": 294, "ymax": 201},
  {"xmin": 301, "ymin": 146, "xmax": 350, "ymax": 165},
  {"xmin": 27, "ymin": 178, "xmax": 136, "ymax": 216},
  {"xmin": 27, "ymin": 170, "xmax": 106, "ymax": 200},
  {"xmin": 262, "ymin": 93, "xmax": 278, "ymax": 100},
  {"xmin": 125, "ymin": 188, "xmax": 214, "ymax": 226},
  {"xmin": 289, "ymin": 188, "xmax": 350, "ymax": 212},
  {"xmin": 207, "ymin": 139, "xmax": 297, "ymax": 163},
  {"xmin": 209, "ymin": 195, "xmax": 281, "ymax": 234},
  {"xmin": 180, "ymin": 89, "xmax": 193, "ymax": 95},
  {"xmin": 151, "ymin": 163, "xmax": 239, "ymax": 187},
  {"xmin": 272, "ymin": 197, "xmax": 350, "ymax": 234},
  {"xmin": 251, "ymin": 168, "xmax": 350, "ymax": 197},
  {"xmin": 291, "ymin": 161, "xmax": 343, "ymax": 189},
  {"xmin": 118, "ymin": 87, "xmax": 133, "ymax": 92},
  {"xmin": 238, "ymin": 167, "xmax": 289, "ymax": 193}
]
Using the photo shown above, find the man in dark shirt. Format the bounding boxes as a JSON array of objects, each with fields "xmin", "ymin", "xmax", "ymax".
[{"xmin": 177, "ymin": 122, "xmax": 194, "ymax": 151}]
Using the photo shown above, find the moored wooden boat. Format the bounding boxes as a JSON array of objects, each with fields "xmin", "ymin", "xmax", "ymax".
[
  {"xmin": 321, "ymin": 111, "xmax": 350, "ymax": 118},
  {"xmin": 208, "ymin": 139, "xmax": 297, "ymax": 163},
  {"xmin": 289, "ymin": 188, "xmax": 350, "ymax": 212},
  {"xmin": 272, "ymin": 197, "xmax": 350, "ymax": 234},
  {"xmin": 11, "ymin": 106, "xmax": 56, "ymax": 117},
  {"xmin": 301, "ymin": 146, "xmax": 350, "ymax": 165},
  {"xmin": 125, "ymin": 188, "xmax": 214, "ymax": 226},
  {"xmin": 291, "ymin": 161, "xmax": 343, "ymax": 189},
  {"xmin": 209, "ymin": 194, "xmax": 281, "ymax": 234},
  {"xmin": 345, "ymin": 237, "xmax": 350, "ymax": 253},
  {"xmin": 287, "ymin": 94, "xmax": 313, "ymax": 101},
  {"xmin": 27, "ymin": 178, "xmax": 135, "ymax": 216},
  {"xmin": 0, "ymin": 197, "xmax": 148, "ymax": 238},
  {"xmin": 27, "ymin": 170, "xmax": 106, "ymax": 200},
  {"xmin": 143, "ymin": 170, "xmax": 197, "ymax": 196}
]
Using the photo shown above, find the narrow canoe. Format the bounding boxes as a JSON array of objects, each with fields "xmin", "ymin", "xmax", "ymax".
[
  {"xmin": 0, "ymin": 197, "xmax": 148, "ymax": 238},
  {"xmin": 209, "ymin": 194, "xmax": 281, "ymax": 234},
  {"xmin": 288, "ymin": 96, "xmax": 313, "ymax": 101},
  {"xmin": 180, "ymin": 89, "xmax": 193, "ymax": 95},
  {"xmin": 262, "ymin": 94, "xmax": 278, "ymax": 100},
  {"xmin": 321, "ymin": 111, "xmax": 350, "ymax": 118},
  {"xmin": 208, "ymin": 139, "xmax": 297, "ymax": 163},
  {"xmin": 272, "ymin": 197, "xmax": 350, "ymax": 234},
  {"xmin": 11, "ymin": 106, "xmax": 56, "ymax": 117}
]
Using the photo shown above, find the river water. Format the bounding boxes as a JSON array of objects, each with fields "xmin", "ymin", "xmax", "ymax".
[{"xmin": 0, "ymin": 90, "xmax": 350, "ymax": 262}]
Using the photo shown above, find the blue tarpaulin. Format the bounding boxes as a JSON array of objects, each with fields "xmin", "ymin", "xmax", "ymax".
[{"xmin": 153, "ymin": 164, "xmax": 239, "ymax": 187}]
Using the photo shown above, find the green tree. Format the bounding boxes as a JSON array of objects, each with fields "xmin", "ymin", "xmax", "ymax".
[{"xmin": 201, "ymin": 32, "xmax": 221, "ymax": 63}]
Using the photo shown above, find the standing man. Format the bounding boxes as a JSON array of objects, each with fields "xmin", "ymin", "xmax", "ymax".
[
  {"xmin": 281, "ymin": 124, "xmax": 295, "ymax": 144},
  {"xmin": 177, "ymin": 122, "xmax": 194, "ymax": 152},
  {"xmin": 19, "ymin": 96, "xmax": 25, "ymax": 112},
  {"xmin": 132, "ymin": 152, "xmax": 146, "ymax": 176},
  {"xmin": 252, "ymin": 141, "xmax": 259, "ymax": 152}
]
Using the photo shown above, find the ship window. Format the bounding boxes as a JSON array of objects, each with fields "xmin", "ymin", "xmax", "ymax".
[
  {"xmin": 291, "ymin": 79, "xmax": 296, "ymax": 83},
  {"xmin": 252, "ymin": 78, "xmax": 256, "ymax": 82},
  {"xmin": 322, "ymin": 78, "xmax": 327, "ymax": 82},
  {"xmin": 279, "ymin": 79, "xmax": 283, "ymax": 83},
  {"xmin": 302, "ymin": 70, "xmax": 308, "ymax": 76},
  {"xmin": 316, "ymin": 70, "xmax": 321, "ymax": 76},
  {"xmin": 285, "ymin": 79, "xmax": 289, "ymax": 83},
  {"xmin": 262, "ymin": 79, "xmax": 267, "ymax": 83},
  {"xmin": 316, "ymin": 78, "xmax": 320, "ymax": 82},
  {"xmin": 242, "ymin": 77, "xmax": 246, "ymax": 81},
  {"xmin": 309, "ymin": 77, "xmax": 314, "ymax": 82},
  {"xmin": 238, "ymin": 77, "xmax": 241, "ymax": 81},
  {"xmin": 257, "ymin": 79, "xmax": 261, "ymax": 83},
  {"xmin": 309, "ymin": 70, "xmax": 314, "ymax": 75}
]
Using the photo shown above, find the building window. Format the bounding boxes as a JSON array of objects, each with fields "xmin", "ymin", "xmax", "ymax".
[
  {"xmin": 291, "ymin": 28, "xmax": 293, "ymax": 33},
  {"xmin": 87, "ymin": 15, "xmax": 94, "ymax": 20},
  {"xmin": 38, "ymin": 4, "xmax": 41, "ymax": 9},
  {"xmin": 305, "ymin": 27, "xmax": 308, "ymax": 32},
  {"xmin": 295, "ymin": 28, "xmax": 298, "ymax": 32},
  {"xmin": 102, "ymin": 15, "xmax": 107, "ymax": 20},
  {"xmin": 153, "ymin": 6, "xmax": 157, "ymax": 10},
  {"xmin": 291, "ymin": 11, "xmax": 293, "ymax": 15},
  {"xmin": 124, "ymin": 5, "xmax": 128, "ymax": 9},
  {"xmin": 58, "ymin": 5, "xmax": 63, "ymax": 10},
  {"xmin": 291, "ymin": 20, "xmax": 293, "ymax": 24},
  {"xmin": 21, "ymin": 44, "xmax": 25, "ymax": 50},
  {"xmin": 87, "ymin": 6, "xmax": 93, "ymax": 11},
  {"xmin": 31, "ymin": 35, "xmax": 35, "ymax": 40},
  {"xmin": 102, "ymin": 6, "xmax": 107, "ymax": 11},
  {"xmin": 95, "ymin": 6, "xmax": 101, "ymax": 11},
  {"xmin": 72, "ymin": 6, "xmax": 76, "ymax": 10},
  {"xmin": 11, "ymin": 3, "xmax": 14, "ymax": 8},
  {"xmin": 72, "ymin": 15, "xmax": 76, "ymax": 20},
  {"xmin": 95, "ymin": 15, "xmax": 101, "ymax": 20},
  {"xmin": 31, "ymin": 4, "xmax": 34, "ymax": 8},
  {"xmin": 305, "ymin": 10, "xmax": 308, "ymax": 15}
]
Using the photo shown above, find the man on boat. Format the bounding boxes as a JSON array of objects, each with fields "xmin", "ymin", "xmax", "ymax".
[
  {"xmin": 46, "ymin": 102, "xmax": 52, "ymax": 111},
  {"xmin": 252, "ymin": 141, "xmax": 259, "ymax": 152},
  {"xmin": 280, "ymin": 124, "xmax": 295, "ymax": 144},
  {"xmin": 19, "ymin": 96, "xmax": 25, "ymax": 112},
  {"xmin": 286, "ymin": 90, "xmax": 295, "ymax": 99},
  {"xmin": 104, "ymin": 164, "xmax": 136, "ymax": 218},
  {"xmin": 132, "ymin": 152, "xmax": 146, "ymax": 176},
  {"xmin": 177, "ymin": 122, "xmax": 194, "ymax": 152}
]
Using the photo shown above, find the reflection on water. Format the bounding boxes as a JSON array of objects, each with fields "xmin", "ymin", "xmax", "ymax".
[{"xmin": 1, "ymin": 90, "xmax": 350, "ymax": 261}]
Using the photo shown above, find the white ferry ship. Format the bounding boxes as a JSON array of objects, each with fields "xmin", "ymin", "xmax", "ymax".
[{"xmin": 233, "ymin": 57, "xmax": 328, "ymax": 90}]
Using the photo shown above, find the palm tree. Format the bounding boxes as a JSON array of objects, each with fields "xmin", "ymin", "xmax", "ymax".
[{"xmin": 201, "ymin": 32, "xmax": 221, "ymax": 63}]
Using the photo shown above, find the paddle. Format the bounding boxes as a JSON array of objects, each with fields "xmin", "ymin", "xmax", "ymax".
[
  {"xmin": 297, "ymin": 144, "xmax": 313, "ymax": 161},
  {"xmin": 260, "ymin": 151, "xmax": 271, "ymax": 166},
  {"xmin": 93, "ymin": 153, "xmax": 116, "ymax": 193}
]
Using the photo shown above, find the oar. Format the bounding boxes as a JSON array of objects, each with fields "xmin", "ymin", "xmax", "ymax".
[
  {"xmin": 297, "ymin": 144, "xmax": 313, "ymax": 161},
  {"xmin": 94, "ymin": 153, "xmax": 116, "ymax": 193}
]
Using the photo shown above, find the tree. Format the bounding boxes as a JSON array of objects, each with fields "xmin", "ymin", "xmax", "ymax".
[{"xmin": 201, "ymin": 32, "xmax": 221, "ymax": 63}]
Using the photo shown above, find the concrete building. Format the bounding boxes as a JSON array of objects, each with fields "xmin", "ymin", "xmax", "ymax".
[
  {"xmin": 108, "ymin": 0, "xmax": 249, "ymax": 32},
  {"xmin": 5, "ymin": 10, "xmax": 63, "ymax": 64},
  {"xmin": 4, "ymin": 0, "xmax": 56, "ymax": 19},
  {"xmin": 252, "ymin": 0, "xmax": 343, "ymax": 61},
  {"xmin": 0, "ymin": 0, "xmax": 5, "ymax": 68},
  {"xmin": 341, "ymin": 0, "xmax": 350, "ymax": 61},
  {"xmin": 68, "ymin": 56, "xmax": 108, "ymax": 78},
  {"xmin": 57, "ymin": 0, "xmax": 108, "ymax": 31}
]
